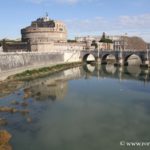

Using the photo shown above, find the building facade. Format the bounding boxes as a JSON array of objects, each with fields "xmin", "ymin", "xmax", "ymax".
[
  {"xmin": 75, "ymin": 35, "xmax": 101, "ymax": 43},
  {"xmin": 75, "ymin": 34, "xmax": 147, "ymax": 51}
]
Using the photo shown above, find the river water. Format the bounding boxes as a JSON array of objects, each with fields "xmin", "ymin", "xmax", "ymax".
[{"xmin": 0, "ymin": 64, "xmax": 150, "ymax": 150}]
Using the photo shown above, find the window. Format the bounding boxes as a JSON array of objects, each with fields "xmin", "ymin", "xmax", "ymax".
[{"xmin": 59, "ymin": 28, "xmax": 63, "ymax": 31}]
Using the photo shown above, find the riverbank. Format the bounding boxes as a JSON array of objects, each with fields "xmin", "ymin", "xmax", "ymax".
[
  {"xmin": 0, "ymin": 62, "xmax": 59, "ymax": 81},
  {"xmin": 7, "ymin": 62, "xmax": 82, "ymax": 81}
]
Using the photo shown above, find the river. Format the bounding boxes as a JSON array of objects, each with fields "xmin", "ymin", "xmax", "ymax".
[{"xmin": 0, "ymin": 64, "xmax": 150, "ymax": 150}]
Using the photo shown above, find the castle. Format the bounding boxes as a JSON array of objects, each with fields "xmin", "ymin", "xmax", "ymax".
[
  {"xmin": 2, "ymin": 15, "xmax": 85, "ymax": 52},
  {"xmin": 21, "ymin": 14, "xmax": 67, "ymax": 43}
]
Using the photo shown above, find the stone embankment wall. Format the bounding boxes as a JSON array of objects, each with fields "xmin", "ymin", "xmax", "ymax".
[{"xmin": 0, "ymin": 51, "xmax": 81, "ymax": 80}]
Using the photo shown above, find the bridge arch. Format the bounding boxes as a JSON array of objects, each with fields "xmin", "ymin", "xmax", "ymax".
[
  {"xmin": 102, "ymin": 54, "xmax": 116, "ymax": 64},
  {"xmin": 125, "ymin": 54, "xmax": 142, "ymax": 66},
  {"xmin": 83, "ymin": 53, "xmax": 96, "ymax": 63}
]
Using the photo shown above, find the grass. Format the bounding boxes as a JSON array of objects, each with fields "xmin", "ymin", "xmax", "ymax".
[{"xmin": 7, "ymin": 62, "xmax": 82, "ymax": 81}]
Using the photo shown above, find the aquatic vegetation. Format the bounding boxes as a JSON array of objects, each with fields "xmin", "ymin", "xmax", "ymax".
[{"xmin": 0, "ymin": 130, "xmax": 12, "ymax": 150}]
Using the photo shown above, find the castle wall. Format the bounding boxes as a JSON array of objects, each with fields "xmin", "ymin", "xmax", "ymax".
[
  {"xmin": 2, "ymin": 41, "xmax": 86, "ymax": 52},
  {"xmin": 54, "ymin": 42, "xmax": 85, "ymax": 51},
  {"xmin": 29, "ymin": 42, "xmax": 85, "ymax": 52},
  {"xmin": 22, "ymin": 30, "xmax": 67, "ymax": 43},
  {"xmin": 30, "ymin": 42, "xmax": 54, "ymax": 52},
  {"xmin": 3, "ymin": 42, "xmax": 28, "ymax": 52}
]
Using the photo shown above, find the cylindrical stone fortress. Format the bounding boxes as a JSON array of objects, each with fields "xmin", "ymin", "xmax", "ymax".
[{"xmin": 21, "ymin": 15, "xmax": 67, "ymax": 43}]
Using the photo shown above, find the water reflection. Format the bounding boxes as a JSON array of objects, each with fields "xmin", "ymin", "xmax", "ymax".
[
  {"xmin": 27, "ymin": 80, "xmax": 68, "ymax": 101},
  {"xmin": 105, "ymin": 64, "xmax": 117, "ymax": 74},
  {"xmin": 126, "ymin": 66, "xmax": 141, "ymax": 77},
  {"xmin": 83, "ymin": 64, "xmax": 150, "ymax": 82},
  {"xmin": 19, "ymin": 64, "xmax": 150, "ymax": 102},
  {"xmin": 1, "ymin": 64, "xmax": 150, "ymax": 150},
  {"xmin": 83, "ymin": 64, "xmax": 96, "ymax": 73},
  {"xmin": 22, "ymin": 67, "xmax": 83, "ymax": 101},
  {"xmin": 0, "ymin": 64, "xmax": 150, "ymax": 100}
]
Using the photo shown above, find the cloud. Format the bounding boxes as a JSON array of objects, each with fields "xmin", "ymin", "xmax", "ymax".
[
  {"xmin": 25, "ymin": 0, "xmax": 46, "ymax": 4},
  {"xmin": 119, "ymin": 14, "xmax": 150, "ymax": 28},
  {"xmin": 65, "ymin": 14, "xmax": 150, "ymax": 42},
  {"xmin": 56, "ymin": 0, "xmax": 79, "ymax": 4},
  {"xmin": 25, "ymin": 0, "xmax": 80, "ymax": 4},
  {"xmin": 25, "ymin": 0, "xmax": 100, "ymax": 5},
  {"xmin": 65, "ymin": 17, "xmax": 108, "ymax": 33}
]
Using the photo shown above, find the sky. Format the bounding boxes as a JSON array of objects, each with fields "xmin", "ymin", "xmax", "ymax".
[{"xmin": 0, "ymin": 0, "xmax": 150, "ymax": 42}]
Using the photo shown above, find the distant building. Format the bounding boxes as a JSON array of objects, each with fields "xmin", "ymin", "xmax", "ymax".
[
  {"xmin": 21, "ymin": 15, "xmax": 67, "ymax": 43},
  {"xmin": 75, "ymin": 35, "xmax": 101, "ymax": 43},
  {"xmin": 75, "ymin": 34, "xmax": 147, "ymax": 51},
  {"xmin": 98, "ymin": 42, "xmax": 113, "ymax": 50},
  {"xmin": 75, "ymin": 35, "xmax": 121, "ymax": 43}
]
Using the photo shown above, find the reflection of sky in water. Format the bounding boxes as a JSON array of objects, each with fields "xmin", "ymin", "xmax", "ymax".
[
  {"xmin": 0, "ymin": 66, "xmax": 150, "ymax": 150},
  {"xmin": 120, "ymin": 80, "xmax": 150, "ymax": 93}
]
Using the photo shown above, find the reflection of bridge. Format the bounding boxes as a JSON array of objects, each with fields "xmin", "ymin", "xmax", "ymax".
[
  {"xmin": 83, "ymin": 64, "xmax": 150, "ymax": 82},
  {"xmin": 1, "ymin": 64, "xmax": 150, "ymax": 99},
  {"xmin": 81, "ymin": 50, "xmax": 150, "ymax": 67}
]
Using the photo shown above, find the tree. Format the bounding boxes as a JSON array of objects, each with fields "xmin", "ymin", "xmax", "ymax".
[
  {"xmin": 100, "ymin": 32, "xmax": 106, "ymax": 41},
  {"xmin": 91, "ymin": 40, "xmax": 98, "ymax": 49},
  {"xmin": 67, "ymin": 39, "xmax": 76, "ymax": 43},
  {"xmin": 99, "ymin": 32, "xmax": 113, "ymax": 43}
]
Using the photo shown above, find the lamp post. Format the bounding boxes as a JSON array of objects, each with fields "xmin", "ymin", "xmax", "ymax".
[
  {"xmin": 97, "ymin": 45, "xmax": 100, "ymax": 80},
  {"xmin": 97, "ymin": 47, "xmax": 99, "ymax": 59},
  {"xmin": 97, "ymin": 43, "xmax": 101, "ymax": 64},
  {"xmin": 118, "ymin": 39, "xmax": 123, "ymax": 66},
  {"xmin": 145, "ymin": 44, "xmax": 150, "ymax": 67},
  {"xmin": 147, "ymin": 48, "xmax": 149, "ymax": 61}
]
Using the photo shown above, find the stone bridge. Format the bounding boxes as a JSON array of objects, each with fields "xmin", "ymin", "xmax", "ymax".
[{"xmin": 80, "ymin": 49, "xmax": 150, "ymax": 67}]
